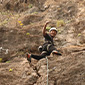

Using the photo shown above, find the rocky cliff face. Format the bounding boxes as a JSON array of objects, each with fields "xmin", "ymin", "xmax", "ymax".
[{"xmin": 0, "ymin": 0, "xmax": 85, "ymax": 85}]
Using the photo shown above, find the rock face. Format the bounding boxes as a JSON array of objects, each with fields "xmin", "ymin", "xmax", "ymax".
[
  {"xmin": 0, "ymin": 0, "xmax": 85, "ymax": 85},
  {"xmin": 35, "ymin": 46, "xmax": 85, "ymax": 85},
  {"xmin": 0, "ymin": 46, "xmax": 85, "ymax": 85}
]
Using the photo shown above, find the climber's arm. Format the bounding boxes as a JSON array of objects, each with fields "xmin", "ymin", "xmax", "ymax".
[{"xmin": 43, "ymin": 21, "xmax": 49, "ymax": 36}]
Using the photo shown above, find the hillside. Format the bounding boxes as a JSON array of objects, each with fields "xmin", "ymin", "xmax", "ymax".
[{"xmin": 0, "ymin": 0, "xmax": 85, "ymax": 85}]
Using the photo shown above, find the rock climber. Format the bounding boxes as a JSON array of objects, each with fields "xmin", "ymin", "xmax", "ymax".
[{"xmin": 26, "ymin": 21, "xmax": 62, "ymax": 62}]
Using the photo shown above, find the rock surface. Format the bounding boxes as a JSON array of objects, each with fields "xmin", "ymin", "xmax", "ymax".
[{"xmin": 0, "ymin": 0, "xmax": 85, "ymax": 85}]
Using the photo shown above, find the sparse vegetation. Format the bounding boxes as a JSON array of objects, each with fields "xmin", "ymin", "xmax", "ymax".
[{"xmin": 28, "ymin": 4, "xmax": 33, "ymax": 8}]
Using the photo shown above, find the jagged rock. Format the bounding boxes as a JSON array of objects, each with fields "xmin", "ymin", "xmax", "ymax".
[{"xmin": 35, "ymin": 46, "xmax": 85, "ymax": 85}]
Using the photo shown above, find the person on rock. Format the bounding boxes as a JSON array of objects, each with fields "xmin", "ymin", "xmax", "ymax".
[{"xmin": 27, "ymin": 21, "xmax": 62, "ymax": 62}]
